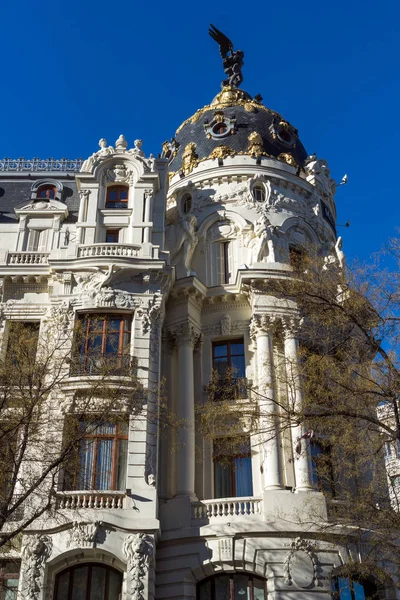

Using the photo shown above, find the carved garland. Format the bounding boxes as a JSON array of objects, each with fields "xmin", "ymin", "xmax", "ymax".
[
  {"xmin": 123, "ymin": 533, "xmax": 154, "ymax": 600},
  {"xmin": 283, "ymin": 537, "xmax": 319, "ymax": 587},
  {"xmin": 22, "ymin": 535, "xmax": 52, "ymax": 600}
]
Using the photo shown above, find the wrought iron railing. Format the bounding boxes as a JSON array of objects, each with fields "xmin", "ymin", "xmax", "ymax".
[
  {"xmin": 70, "ymin": 354, "xmax": 135, "ymax": 377},
  {"xmin": 0, "ymin": 157, "xmax": 83, "ymax": 172}
]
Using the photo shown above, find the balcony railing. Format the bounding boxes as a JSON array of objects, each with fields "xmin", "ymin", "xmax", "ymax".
[
  {"xmin": 77, "ymin": 243, "xmax": 141, "ymax": 259},
  {"xmin": 0, "ymin": 157, "xmax": 83, "ymax": 172},
  {"xmin": 55, "ymin": 491, "xmax": 125, "ymax": 510},
  {"xmin": 208, "ymin": 377, "xmax": 251, "ymax": 402},
  {"xmin": 6, "ymin": 252, "xmax": 49, "ymax": 265},
  {"xmin": 70, "ymin": 354, "xmax": 135, "ymax": 377},
  {"xmin": 192, "ymin": 497, "xmax": 263, "ymax": 521}
]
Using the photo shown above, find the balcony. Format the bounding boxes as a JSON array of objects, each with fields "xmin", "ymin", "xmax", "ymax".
[
  {"xmin": 69, "ymin": 354, "xmax": 135, "ymax": 377},
  {"xmin": 55, "ymin": 491, "xmax": 125, "ymax": 510},
  {"xmin": 77, "ymin": 243, "xmax": 141, "ymax": 259},
  {"xmin": 191, "ymin": 497, "xmax": 263, "ymax": 523},
  {"xmin": 208, "ymin": 377, "xmax": 251, "ymax": 402},
  {"xmin": 6, "ymin": 251, "xmax": 49, "ymax": 265}
]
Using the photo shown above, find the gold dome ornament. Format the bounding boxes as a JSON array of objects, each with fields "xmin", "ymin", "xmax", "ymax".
[
  {"xmin": 181, "ymin": 142, "xmax": 199, "ymax": 176},
  {"xmin": 208, "ymin": 146, "xmax": 236, "ymax": 160},
  {"xmin": 247, "ymin": 132, "xmax": 267, "ymax": 157},
  {"xmin": 278, "ymin": 153, "xmax": 297, "ymax": 167}
]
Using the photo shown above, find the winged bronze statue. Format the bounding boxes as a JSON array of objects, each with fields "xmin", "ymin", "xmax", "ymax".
[{"xmin": 209, "ymin": 24, "xmax": 244, "ymax": 88}]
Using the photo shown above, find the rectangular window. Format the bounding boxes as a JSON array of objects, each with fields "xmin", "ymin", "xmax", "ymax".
[
  {"xmin": 64, "ymin": 418, "xmax": 128, "ymax": 491},
  {"xmin": 72, "ymin": 314, "xmax": 131, "ymax": 375},
  {"xmin": 105, "ymin": 186, "xmax": 129, "ymax": 209},
  {"xmin": 6, "ymin": 322, "xmax": 40, "ymax": 366},
  {"xmin": 211, "ymin": 340, "xmax": 246, "ymax": 400},
  {"xmin": 213, "ymin": 437, "xmax": 253, "ymax": 498},
  {"xmin": 310, "ymin": 440, "xmax": 335, "ymax": 497},
  {"xmin": 27, "ymin": 229, "xmax": 48, "ymax": 252},
  {"xmin": 105, "ymin": 229, "xmax": 120, "ymax": 243},
  {"xmin": 216, "ymin": 241, "xmax": 232, "ymax": 285},
  {"xmin": 0, "ymin": 562, "xmax": 19, "ymax": 600}
]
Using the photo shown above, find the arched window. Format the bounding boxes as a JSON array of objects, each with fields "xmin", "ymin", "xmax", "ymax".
[
  {"xmin": 198, "ymin": 573, "xmax": 266, "ymax": 600},
  {"xmin": 37, "ymin": 184, "xmax": 56, "ymax": 199},
  {"xmin": 331, "ymin": 573, "xmax": 379, "ymax": 599},
  {"xmin": 54, "ymin": 563, "xmax": 122, "ymax": 600},
  {"xmin": 252, "ymin": 183, "xmax": 266, "ymax": 202},
  {"xmin": 106, "ymin": 185, "xmax": 129, "ymax": 209}
]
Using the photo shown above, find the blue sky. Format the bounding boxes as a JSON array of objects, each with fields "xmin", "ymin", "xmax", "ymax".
[{"xmin": 1, "ymin": 0, "xmax": 399, "ymax": 264}]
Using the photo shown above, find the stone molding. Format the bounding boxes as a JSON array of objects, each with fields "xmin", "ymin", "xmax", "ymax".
[
  {"xmin": 67, "ymin": 521, "xmax": 100, "ymax": 548},
  {"xmin": 22, "ymin": 534, "xmax": 52, "ymax": 600},
  {"xmin": 283, "ymin": 537, "xmax": 320, "ymax": 588},
  {"xmin": 123, "ymin": 533, "xmax": 154, "ymax": 600}
]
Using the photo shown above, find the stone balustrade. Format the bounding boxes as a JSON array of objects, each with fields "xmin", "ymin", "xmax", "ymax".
[
  {"xmin": 192, "ymin": 497, "xmax": 263, "ymax": 521},
  {"xmin": 77, "ymin": 243, "xmax": 141, "ymax": 259},
  {"xmin": 0, "ymin": 157, "xmax": 83, "ymax": 172},
  {"xmin": 55, "ymin": 491, "xmax": 125, "ymax": 510},
  {"xmin": 7, "ymin": 252, "xmax": 49, "ymax": 265}
]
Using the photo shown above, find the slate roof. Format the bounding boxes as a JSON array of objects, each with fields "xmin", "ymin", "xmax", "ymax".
[{"xmin": 0, "ymin": 178, "xmax": 80, "ymax": 223}]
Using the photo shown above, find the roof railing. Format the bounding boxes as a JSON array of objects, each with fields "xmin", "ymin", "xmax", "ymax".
[{"xmin": 0, "ymin": 157, "xmax": 83, "ymax": 172}]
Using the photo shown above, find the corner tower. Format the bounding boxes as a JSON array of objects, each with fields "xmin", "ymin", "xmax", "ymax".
[{"xmin": 158, "ymin": 25, "xmax": 352, "ymax": 600}]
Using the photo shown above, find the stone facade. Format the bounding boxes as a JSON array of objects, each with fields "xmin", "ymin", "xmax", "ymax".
[{"xmin": 0, "ymin": 99, "xmax": 397, "ymax": 598}]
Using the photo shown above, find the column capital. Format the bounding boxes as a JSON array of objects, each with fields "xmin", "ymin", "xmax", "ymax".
[
  {"xmin": 250, "ymin": 314, "xmax": 278, "ymax": 340},
  {"xmin": 281, "ymin": 315, "xmax": 302, "ymax": 339},
  {"xmin": 166, "ymin": 323, "xmax": 201, "ymax": 348}
]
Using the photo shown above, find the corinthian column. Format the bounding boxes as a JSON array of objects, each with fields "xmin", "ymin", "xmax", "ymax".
[
  {"xmin": 169, "ymin": 323, "xmax": 200, "ymax": 499},
  {"xmin": 250, "ymin": 314, "xmax": 283, "ymax": 490},
  {"xmin": 282, "ymin": 317, "xmax": 314, "ymax": 492}
]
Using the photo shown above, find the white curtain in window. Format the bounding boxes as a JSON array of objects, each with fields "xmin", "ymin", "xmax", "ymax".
[
  {"xmin": 27, "ymin": 229, "xmax": 48, "ymax": 252},
  {"xmin": 95, "ymin": 439, "xmax": 113, "ymax": 490}
]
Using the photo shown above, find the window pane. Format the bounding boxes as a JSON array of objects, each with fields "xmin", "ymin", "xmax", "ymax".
[
  {"xmin": 338, "ymin": 577, "xmax": 353, "ymax": 600},
  {"xmin": 71, "ymin": 566, "xmax": 89, "ymax": 600},
  {"xmin": 107, "ymin": 569, "xmax": 123, "ymax": 600},
  {"xmin": 117, "ymin": 439, "xmax": 128, "ymax": 490},
  {"xmin": 78, "ymin": 439, "xmax": 95, "ymax": 489},
  {"xmin": 54, "ymin": 571, "xmax": 70, "ymax": 600},
  {"xmin": 198, "ymin": 580, "xmax": 212, "ymax": 600},
  {"xmin": 94, "ymin": 422, "xmax": 116, "ymax": 435},
  {"xmin": 1, "ymin": 579, "xmax": 19, "ymax": 600},
  {"xmin": 230, "ymin": 343, "xmax": 244, "ymax": 356},
  {"xmin": 108, "ymin": 190, "xmax": 117, "ymax": 201},
  {"xmin": 95, "ymin": 439, "xmax": 113, "ymax": 490},
  {"xmin": 234, "ymin": 574, "xmax": 250, "ymax": 600},
  {"xmin": 353, "ymin": 581, "xmax": 366, "ymax": 600},
  {"xmin": 119, "ymin": 189, "xmax": 128, "ymax": 200},
  {"xmin": 214, "ymin": 461, "xmax": 233, "ymax": 498},
  {"xmin": 107, "ymin": 318, "xmax": 122, "ymax": 332},
  {"xmin": 213, "ymin": 345, "xmax": 228, "ymax": 358},
  {"xmin": 105, "ymin": 333, "xmax": 120, "ymax": 354},
  {"xmin": 230, "ymin": 355, "xmax": 245, "ymax": 378},
  {"xmin": 235, "ymin": 457, "xmax": 253, "ymax": 496},
  {"xmin": 214, "ymin": 357, "xmax": 228, "ymax": 378},
  {"xmin": 215, "ymin": 575, "xmax": 230, "ymax": 600},
  {"xmin": 90, "ymin": 566, "xmax": 106, "ymax": 600},
  {"xmin": 253, "ymin": 578, "xmax": 266, "ymax": 600}
]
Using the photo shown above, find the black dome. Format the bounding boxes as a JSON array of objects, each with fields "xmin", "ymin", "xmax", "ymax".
[{"xmin": 166, "ymin": 87, "xmax": 308, "ymax": 173}]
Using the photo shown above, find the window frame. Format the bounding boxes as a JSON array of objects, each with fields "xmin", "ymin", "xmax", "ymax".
[
  {"xmin": 252, "ymin": 183, "xmax": 266, "ymax": 202},
  {"xmin": 36, "ymin": 184, "xmax": 56, "ymax": 200},
  {"xmin": 105, "ymin": 185, "xmax": 129, "ymax": 209},
  {"xmin": 213, "ymin": 436, "xmax": 253, "ymax": 499},
  {"xmin": 197, "ymin": 572, "xmax": 266, "ymax": 600},
  {"xmin": 64, "ymin": 417, "xmax": 128, "ymax": 492},
  {"xmin": 54, "ymin": 563, "xmax": 123, "ymax": 600},
  {"xmin": 73, "ymin": 314, "xmax": 132, "ymax": 375},
  {"xmin": 105, "ymin": 229, "xmax": 120, "ymax": 243},
  {"xmin": 211, "ymin": 339, "xmax": 246, "ymax": 400},
  {"xmin": 0, "ymin": 561, "xmax": 20, "ymax": 600}
]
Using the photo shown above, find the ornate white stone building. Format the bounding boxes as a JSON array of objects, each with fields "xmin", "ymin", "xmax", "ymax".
[{"xmin": 0, "ymin": 29, "xmax": 397, "ymax": 600}]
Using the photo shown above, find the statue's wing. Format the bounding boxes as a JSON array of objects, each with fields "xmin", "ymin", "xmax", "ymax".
[{"xmin": 209, "ymin": 24, "xmax": 233, "ymax": 57}]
